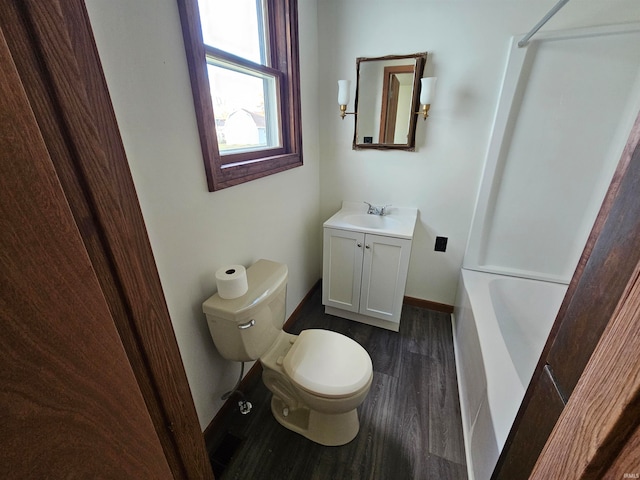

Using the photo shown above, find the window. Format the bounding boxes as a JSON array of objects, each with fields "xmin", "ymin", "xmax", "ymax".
[{"xmin": 177, "ymin": 0, "xmax": 302, "ymax": 191}]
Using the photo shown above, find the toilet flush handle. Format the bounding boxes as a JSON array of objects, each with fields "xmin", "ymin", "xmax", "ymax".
[{"xmin": 238, "ymin": 319, "xmax": 256, "ymax": 330}]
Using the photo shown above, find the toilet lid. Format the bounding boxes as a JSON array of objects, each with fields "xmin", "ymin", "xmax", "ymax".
[{"xmin": 283, "ymin": 329, "xmax": 372, "ymax": 398}]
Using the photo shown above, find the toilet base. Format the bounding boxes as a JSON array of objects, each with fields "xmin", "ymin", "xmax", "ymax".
[{"xmin": 270, "ymin": 396, "xmax": 360, "ymax": 446}]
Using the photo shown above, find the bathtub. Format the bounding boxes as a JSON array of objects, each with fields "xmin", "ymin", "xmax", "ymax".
[{"xmin": 453, "ymin": 268, "xmax": 567, "ymax": 480}]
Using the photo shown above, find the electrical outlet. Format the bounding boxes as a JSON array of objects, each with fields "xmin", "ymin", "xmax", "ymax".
[{"xmin": 435, "ymin": 236, "xmax": 448, "ymax": 252}]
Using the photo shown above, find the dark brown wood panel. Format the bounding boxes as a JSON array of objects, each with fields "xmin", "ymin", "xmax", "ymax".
[
  {"xmin": 531, "ymin": 261, "xmax": 640, "ymax": 479},
  {"xmin": 404, "ymin": 295, "xmax": 454, "ymax": 314},
  {"xmin": 0, "ymin": 2, "xmax": 214, "ymax": 478},
  {"xmin": 0, "ymin": 26, "xmax": 172, "ymax": 478},
  {"xmin": 602, "ymin": 418, "xmax": 640, "ymax": 479},
  {"xmin": 494, "ymin": 366, "xmax": 565, "ymax": 480}
]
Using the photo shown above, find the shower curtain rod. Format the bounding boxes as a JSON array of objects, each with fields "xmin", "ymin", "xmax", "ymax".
[{"xmin": 518, "ymin": 0, "xmax": 571, "ymax": 47}]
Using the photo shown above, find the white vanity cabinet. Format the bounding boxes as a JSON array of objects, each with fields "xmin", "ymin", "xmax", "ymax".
[{"xmin": 322, "ymin": 202, "xmax": 417, "ymax": 332}]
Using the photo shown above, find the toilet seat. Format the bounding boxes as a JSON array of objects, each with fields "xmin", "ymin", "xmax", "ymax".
[{"xmin": 283, "ymin": 329, "xmax": 372, "ymax": 398}]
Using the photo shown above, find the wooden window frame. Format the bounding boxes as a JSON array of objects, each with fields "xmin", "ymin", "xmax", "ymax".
[{"xmin": 177, "ymin": 0, "xmax": 303, "ymax": 191}]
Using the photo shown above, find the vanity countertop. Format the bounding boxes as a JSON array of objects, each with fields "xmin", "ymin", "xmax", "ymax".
[{"xmin": 323, "ymin": 201, "xmax": 418, "ymax": 239}]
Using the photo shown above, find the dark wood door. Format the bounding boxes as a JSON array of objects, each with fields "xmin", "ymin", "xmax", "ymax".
[
  {"xmin": 0, "ymin": 1, "xmax": 215, "ymax": 476},
  {"xmin": 0, "ymin": 26, "xmax": 174, "ymax": 478},
  {"xmin": 383, "ymin": 75, "xmax": 400, "ymax": 142},
  {"xmin": 379, "ymin": 64, "xmax": 413, "ymax": 144}
]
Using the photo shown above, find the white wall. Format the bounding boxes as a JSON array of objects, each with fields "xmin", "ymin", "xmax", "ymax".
[
  {"xmin": 85, "ymin": 0, "xmax": 321, "ymax": 429},
  {"xmin": 317, "ymin": 0, "xmax": 640, "ymax": 305}
]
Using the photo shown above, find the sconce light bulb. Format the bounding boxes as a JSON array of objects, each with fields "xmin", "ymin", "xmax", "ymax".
[
  {"xmin": 338, "ymin": 80, "xmax": 351, "ymax": 106},
  {"xmin": 420, "ymin": 77, "xmax": 437, "ymax": 106}
]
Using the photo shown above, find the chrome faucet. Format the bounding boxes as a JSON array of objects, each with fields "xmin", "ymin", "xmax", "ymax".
[{"xmin": 364, "ymin": 202, "xmax": 391, "ymax": 216}]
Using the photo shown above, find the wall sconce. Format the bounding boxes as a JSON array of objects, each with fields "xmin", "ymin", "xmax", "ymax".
[
  {"xmin": 338, "ymin": 80, "xmax": 356, "ymax": 119},
  {"xmin": 417, "ymin": 77, "xmax": 437, "ymax": 120}
]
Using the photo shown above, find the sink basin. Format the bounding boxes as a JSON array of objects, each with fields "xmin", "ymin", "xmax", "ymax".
[
  {"xmin": 323, "ymin": 202, "xmax": 418, "ymax": 239},
  {"xmin": 343, "ymin": 214, "xmax": 402, "ymax": 230}
]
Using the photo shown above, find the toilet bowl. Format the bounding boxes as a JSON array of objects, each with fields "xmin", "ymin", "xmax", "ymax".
[
  {"xmin": 203, "ymin": 259, "xmax": 373, "ymax": 446},
  {"xmin": 261, "ymin": 328, "xmax": 372, "ymax": 446}
]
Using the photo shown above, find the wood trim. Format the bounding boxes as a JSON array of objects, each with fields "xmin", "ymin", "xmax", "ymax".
[
  {"xmin": 404, "ymin": 296, "xmax": 454, "ymax": 314},
  {"xmin": 0, "ymin": 2, "xmax": 213, "ymax": 478},
  {"xmin": 603, "ymin": 419, "xmax": 640, "ymax": 479},
  {"xmin": 175, "ymin": 0, "xmax": 221, "ymax": 191},
  {"xmin": 283, "ymin": 279, "xmax": 322, "ymax": 331},
  {"xmin": 530, "ymin": 260, "xmax": 640, "ymax": 479},
  {"xmin": 379, "ymin": 64, "xmax": 415, "ymax": 143},
  {"xmin": 273, "ymin": 0, "xmax": 303, "ymax": 157},
  {"xmin": 217, "ymin": 153, "xmax": 302, "ymax": 189}
]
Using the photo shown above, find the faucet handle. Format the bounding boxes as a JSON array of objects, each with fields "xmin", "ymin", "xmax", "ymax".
[
  {"xmin": 364, "ymin": 201, "xmax": 374, "ymax": 214},
  {"xmin": 364, "ymin": 202, "xmax": 391, "ymax": 215}
]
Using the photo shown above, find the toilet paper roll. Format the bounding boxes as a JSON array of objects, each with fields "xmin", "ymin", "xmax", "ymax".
[{"xmin": 215, "ymin": 265, "xmax": 248, "ymax": 299}]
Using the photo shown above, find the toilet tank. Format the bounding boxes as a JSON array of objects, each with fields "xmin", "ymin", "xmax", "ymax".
[{"xmin": 202, "ymin": 259, "xmax": 288, "ymax": 362}]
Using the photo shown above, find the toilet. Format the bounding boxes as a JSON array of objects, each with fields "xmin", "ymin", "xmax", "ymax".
[{"xmin": 202, "ymin": 259, "xmax": 373, "ymax": 446}]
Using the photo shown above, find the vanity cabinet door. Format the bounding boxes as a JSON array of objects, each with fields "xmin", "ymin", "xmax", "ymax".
[
  {"xmin": 322, "ymin": 228, "xmax": 365, "ymax": 313},
  {"xmin": 360, "ymin": 234, "xmax": 412, "ymax": 322}
]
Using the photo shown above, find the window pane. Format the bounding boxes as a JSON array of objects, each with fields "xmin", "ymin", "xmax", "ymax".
[
  {"xmin": 177, "ymin": 0, "xmax": 302, "ymax": 190},
  {"xmin": 207, "ymin": 62, "xmax": 281, "ymax": 154},
  {"xmin": 198, "ymin": 0, "xmax": 267, "ymax": 65}
]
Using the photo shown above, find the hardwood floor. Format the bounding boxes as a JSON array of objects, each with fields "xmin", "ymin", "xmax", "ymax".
[{"xmin": 210, "ymin": 289, "xmax": 468, "ymax": 479}]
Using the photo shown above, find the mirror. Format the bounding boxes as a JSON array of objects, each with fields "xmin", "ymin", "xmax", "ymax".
[{"xmin": 353, "ymin": 52, "xmax": 427, "ymax": 150}]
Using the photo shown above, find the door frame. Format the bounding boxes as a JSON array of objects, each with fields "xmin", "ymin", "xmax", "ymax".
[
  {"xmin": 0, "ymin": 1, "xmax": 213, "ymax": 478},
  {"xmin": 378, "ymin": 64, "xmax": 414, "ymax": 144}
]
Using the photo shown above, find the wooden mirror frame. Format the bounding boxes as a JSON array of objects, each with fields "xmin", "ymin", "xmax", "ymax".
[{"xmin": 353, "ymin": 52, "xmax": 427, "ymax": 151}]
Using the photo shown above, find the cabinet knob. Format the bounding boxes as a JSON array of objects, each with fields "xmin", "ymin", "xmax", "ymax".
[
  {"xmin": 365, "ymin": 244, "xmax": 370, "ymax": 249},
  {"xmin": 357, "ymin": 243, "xmax": 362, "ymax": 248}
]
